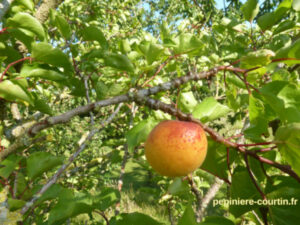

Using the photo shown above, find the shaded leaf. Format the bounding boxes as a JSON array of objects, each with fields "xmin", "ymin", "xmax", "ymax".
[
  {"xmin": 27, "ymin": 152, "xmax": 64, "ymax": 179},
  {"xmin": 0, "ymin": 155, "xmax": 22, "ymax": 179},
  {"xmin": 275, "ymin": 123, "xmax": 300, "ymax": 177},
  {"xmin": 177, "ymin": 205, "xmax": 198, "ymax": 225},
  {"xmin": 103, "ymin": 53, "xmax": 134, "ymax": 72},
  {"xmin": 32, "ymin": 43, "xmax": 73, "ymax": 71},
  {"xmin": 81, "ymin": 26, "xmax": 108, "ymax": 49},
  {"xmin": 110, "ymin": 212, "xmax": 164, "ymax": 225}
]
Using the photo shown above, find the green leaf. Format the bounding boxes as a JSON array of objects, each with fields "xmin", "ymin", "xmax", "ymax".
[
  {"xmin": 267, "ymin": 186, "xmax": 300, "ymax": 225},
  {"xmin": 103, "ymin": 53, "xmax": 134, "ymax": 72},
  {"xmin": 93, "ymin": 187, "xmax": 120, "ymax": 211},
  {"xmin": 7, "ymin": 12, "xmax": 45, "ymax": 40},
  {"xmin": 168, "ymin": 178, "xmax": 190, "ymax": 196},
  {"xmin": 275, "ymin": 123, "xmax": 300, "ymax": 177},
  {"xmin": 36, "ymin": 184, "xmax": 65, "ymax": 204},
  {"xmin": 171, "ymin": 33, "xmax": 203, "ymax": 54},
  {"xmin": 126, "ymin": 118, "xmax": 157, "ymax": 152},
  {"xmin": 178, "ymin": 91, "xmax": 198, "ymax": 113},
  {"xmin": 27, "ymin": 152, "xmax": 64, "ymax": 179},
  {"xmin": 201, "ymin": 138, "xmax": 235, "ymax": 181},
  {"xmin": 146, "ymin": 43, "xmax": 164, "ymax": 65},
  {"xmin": 32, "ymin": 97, "xmax": 53, "ymax": 115},
  {"xmin": 273, "ymin": 20, "xmax": 296, "ymax": 35},
  {"xmin": 293, "ymin": 0, "xmax": 300, "ymax": 11},
  {"xmin": 241, "ymin": 49, "xmax": 275, "ymax": 68},
  {"xmin": 7, "ymin": 198, "xmax": 26, "ymax": 211},
  {"xmin": 257, "ymin": 12, "xmax": 275, "ymax": 30},
  {"xmin": 21, "ymin": 68, "xmax": 67, "ymax": 81},
  {"xmin": 32, "ymin": 43, "xmax": 73, "ymax": 72},
  {"xmin": 192, "ymin": 97, "xmax": 231, "ymax": 122},
  {"xmin": 241, "ymin": 0, "xmax": 259, "ymax": 22},
  {"xmin": 200, "ymin": 216, "xmax": 235, "ymax": 225},
  {"xmin": 275, "ymin": 39, "xmax": 300, "ymax": 60},
  {"xmin": 55, "ymin": 15, "xmax": 71, "ymax": 39},
  {"xmin": 229, "ymin": 169, "xmax": 261, "ymax": 217},
  {"xmin": 48, "ymin": 192, "xmax": 94, "ymax": 225},
  {"xmin": 0, "ymin": 80, "xmax": 33, "ymax": 105},
  {"xmin": 0, "ymin": 155, "xmax": 22, "ymax": 179},
  {"xmin": 260, "ymin": 81, "xmax": 300, "ymax": 123},
  {"xmin": 110, "ymin": 212, "xmax": 164, "ymax": 225},
  {"xmin": 16, "ymin": 0, "xmax": 34, "ymax": 11},
  {"xmin": 177, "ymin": 205, "xmax": 198, "ymax": 225},
  {"xmin": 81, "ymin": 25, "xmax": 108, "ymax": 49}
]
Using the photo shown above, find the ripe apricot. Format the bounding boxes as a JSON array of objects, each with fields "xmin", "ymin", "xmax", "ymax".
[{"xmin": 145, "ymin": 120, "xmax": 207, "ymax": 177}]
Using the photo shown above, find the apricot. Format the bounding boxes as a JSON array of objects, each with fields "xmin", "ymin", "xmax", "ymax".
[{"xmin": 145, "ymin": 120, "xmax": 207, "ymax": 177}]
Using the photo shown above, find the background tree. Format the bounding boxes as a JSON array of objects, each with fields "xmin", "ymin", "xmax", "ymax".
[{"xmin": 0, "ymin": 0, "xmax": 299, "ymax": 224}]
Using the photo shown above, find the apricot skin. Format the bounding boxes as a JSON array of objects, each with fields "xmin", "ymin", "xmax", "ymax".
[{"xmin": 145, "ymin": 120, "xmax": 207, "ymax": 177}]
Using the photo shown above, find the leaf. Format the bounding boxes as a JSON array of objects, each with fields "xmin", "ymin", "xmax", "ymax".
[
  {"xmin": 293, "ymin": 0, "xmax": 300, "ymax": 11},
  {"xmin": 32, "ymin": 43, "xmax": 73, "ymax": 71},
  {"xmin": 258, "ymin": 0, "xmax": 293, "ymax": 30},
  {"xmin": 16, "ymin": 0, "xmax": 34, "ymax": 11},
  {"xmin": 0, "ymin": 80, "xmax": 33, "ymax": 105},
  {"xmin": 267, "ymin": 186, "xmax": 300, "ymax": 225},
  {"xmin": 55, "ymin": 15, "xmax": 71, "ymax": 39},
  {"xmin": 126, "ymin": 118, "xmax": 158, "ymax": 152},
  {"xmin": 146, "ymin": 43, "xmax": 164, "ymax": 64},
  {"xmin": 93, "ymin": 187, "xmax": 120, "ymax": 211},
  {"xmin": 171, "ymin": 33, "xmax": 203, "ymax": 54},
  {"xmin": 168, "ymin": 178, "xmax": 190, "ymax": 196},
  {"xmin": 240, "ymin": 49, "xmax": 275, "ymax": 68},
  {"xmin": 260, "ymin": 81, "xmax": 300, "ymax": 123},
  {"xmin": 273, "ymin": 20, "xmax": 296, "ymax": 35},
  {"xmin": 178, "ymin": 91, "xmax": 198, "ymax": 113},
  {"xmin": 48, "ymin": 192, "xmax": 94, "ymax": 225},
  {"xmin": 36, "ymin": 184, "xmax": 65, "ymax": 204},
  {"xmin": 275, "ymin": 123, "xmax": 300, "ymax": 177},
  {"xmin": 201, "ymin": 138, "xmax": 236, "ymax": 181},
  {"xmin": 229, "ymin": 169, "xmax": 261, "ymax": 217},
  {"xmin": 192, "ymin": 97, "xmax": 231, "ymax": 122},
  {"xmin": 81, "ymin": 25, "xmax": 108, "ymax": 49},
  {"xmin": 21, "ymin": 68, "xmax": 67, "ymax": 81},
  {"xmin": 177, "ymin": 205, "xmax": 198, "ymax": 225},
  {"xmin": 110, "ymin": 212, "xmax": 164, "ymax": 225},
  {"xmin": 241, "ymin": 0, "xmax": 259, "ymax": 22},
  {"xmin": 26, "ymin": 152, "xmax": 64, "ymax": 179},
  {"xmin": 0, "ymin": 155, "xmax": 22, "ymax": 179},
  {"xmin": 7, "ymin": 12, "xmax": 45, "ymax": 40},
  {"xmin": 200, "ymin": 216, "xmax": 235, "ymax": 225},
  {"xmin": 7, "ymin": 198, "xmax": 26, "ymax": 211},
  {"xmin": 103, "ymin": 53, "xmax": 134, "ymax": 72},
  {"xmin": 32, "ymin": 97, "xmax": 53, "ymax": 115}
]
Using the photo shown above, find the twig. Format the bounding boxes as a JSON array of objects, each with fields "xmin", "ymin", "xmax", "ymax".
[
  {"xmin": 199, "ymin": 177, "xmax": 223, "ymax": 222},
  {"xmin": 1, "ymin": 57, "xmax": 32, "ymax": 82},
  {"xmin": 187, "ymin": 175, "xmax": 202, "ymax": 222},
  {"xmin": 95, "ymin": 210, "xmax": 110, "ymax": 225},
  {"xmin": 20, "ymin": 103, "xmax": 123, "ymax": 215},
  {"xmin": 244, "ymin": 153, "xmax": 266, "ymax": 200}
]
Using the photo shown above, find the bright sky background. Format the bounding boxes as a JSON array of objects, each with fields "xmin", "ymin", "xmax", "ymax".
[{"xmin": 215, "ymin": 0, "xmax": 264, "ymax": 9}]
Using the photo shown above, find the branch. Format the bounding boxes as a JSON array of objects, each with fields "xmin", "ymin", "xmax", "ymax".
[
  {"xmin": 20, "ymin": 103, "xmax": 123, "ymax": 215},
  {"xmin": 132, "ymin": 96, "xmax": 300, "ymax": 183},
  {"xmin": 0, "ymin": 67, "xmax": 219, "ymax": 162},
  {"xmin": 199, "ymin": 177, "xmax": 223, "ymax": 221}
]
